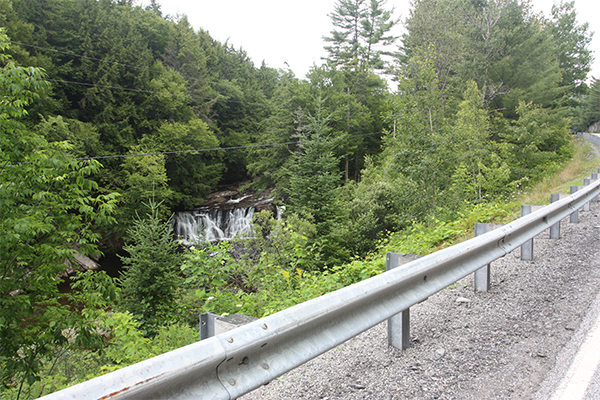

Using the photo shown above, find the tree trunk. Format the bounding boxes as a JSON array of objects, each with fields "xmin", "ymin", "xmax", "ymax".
[{"xmin": 345, "ymin": 154, "xmax": 350, "ymax": 181}]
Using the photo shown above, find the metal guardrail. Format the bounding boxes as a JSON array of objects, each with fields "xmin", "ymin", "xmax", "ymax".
[
  {"xmin": 577, "ymin": 132, "xmax": 600, "ymax": 146},
  {"xmin": 41, "ymin": 178, "xmax": 600, "ymax": 400}
]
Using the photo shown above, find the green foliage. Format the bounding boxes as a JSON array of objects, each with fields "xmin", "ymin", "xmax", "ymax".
[
  {"xmin": 1, "ymin": 270, "xmax": 119, "ymax": 399},
  {"xmin": 119, "ymin": 118, "xmax": 224, "ymax": 219},
  {"xmin": 547, "ymin": 0, "xmax": 594, "ymax": 96},
  {"xmin": 34, "ymin": 116, "xmax": 103, "ymax": 158},
  {"xmin": 121, "ymin": 153, "xmax": 174, "ymax": 220},
  {"xmin": 324, "ymin": 0, "xmax": 399, "ymax": 71},
  {"xmin": 148, "ymin": 119, "xmax": 224, "ymax": 209},
  {"xmin": 286, "ymin": 96, "xmax": 342, "ymax": 230},
  {"xmin": 181, "ymin": 243, "xmax": 385, "ymax": 319},
  {"xmin": 5, "ymin": 310, "xmax": 198, "ymax": 399},
  {"xmin": 448, "ymin": 80, "xmax": 512, "ymax": 202},
  {"xmin": 383, "ymin": 55, "xmax": 452, "ymax": 212},
  {"xmin": 400, "ymin": 0, "xmax": 573, "ymax": 119},
  {"xmin": 247, "ymin": 211, "xmax": 318, "ymax": 271},
  {"xmin": 118, "ymin": 200, "xmax": 184, "ymax": 337},
  {"xmin": 330, "ymin": 178, "xmax": 402, "ymax": 256},
  {"xmin": 307, "ymin": 66, "xmax": 387, "ymax": 181},
  {"xmin": 497, "ymin": 101, "xmax": 573, "ymax": 183},
  {"xmin": 379, "ymin": 202, "xmax": 515, "ymax": 255},
  {"xmin": 0, "ymin": 32, "xmax": 118, "ymax": 394},
  {"xmin": 245, "ymin": 69, "xmax": 302, "ymax": 188},
  {"xmin": 182, "ymin": 241, "xmax": 236, "ymax": 294},
  {"xmin": 575, "ymin": 78, "xmax": 600, "ymax": 131}
]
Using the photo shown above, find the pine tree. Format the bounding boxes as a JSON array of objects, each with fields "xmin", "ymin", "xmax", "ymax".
[
  {"xmin": 287, "ymin": 96, "xmax": 341, "ymax": 231},
  {"xmin": 360, "ymin": 0, "xmax": 399, "ymax": 70},
  {"xmin": 575, "ymin": 78, "xmax": 600, "ymax": 131},
  {"xmin": 548, "ymin": 0, "xmax": 594, "ymax": 95},
  {"xmin": 119, "ymin": 200, "xmax": 183, "ymax": 337},
  {"xmin": 324, "ymin": 0, "xmax": 398, "ymax": 71}
]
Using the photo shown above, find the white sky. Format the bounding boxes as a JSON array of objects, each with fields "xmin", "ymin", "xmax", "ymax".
[{"xmin": 141, "ymin": 0, "xmax": 599, "ymax": 82}]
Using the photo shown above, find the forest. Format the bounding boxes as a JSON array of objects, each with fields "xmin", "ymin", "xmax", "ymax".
[{"xmin": 0, "ymin": 0, "xmax": 598, "ymax": 397}]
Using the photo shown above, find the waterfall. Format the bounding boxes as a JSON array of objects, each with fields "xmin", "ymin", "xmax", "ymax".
[{"xmin": 171, "ymin": 206, "xmax": 256, "ymax": 245}]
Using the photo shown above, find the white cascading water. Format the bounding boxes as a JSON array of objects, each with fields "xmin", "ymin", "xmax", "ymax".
[{"xmin": 171, "ymin": 207, "xmax": 256, "ymax": 245}]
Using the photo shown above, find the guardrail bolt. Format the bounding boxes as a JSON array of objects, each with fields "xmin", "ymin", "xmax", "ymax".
[
  {"xmin": 262, "ymin": 363, "xmax": 270, "ymax": 370},
  {"xmin": 228, "ymin": 379, "xmax": 236, "ymax": 386},
  {"xmin": 262, "ymin": 323, "xmax": 268, "ymax": 330},
  {"xmin": 227, "ymin": 337, "xmax": 234, "ymax": 343}
]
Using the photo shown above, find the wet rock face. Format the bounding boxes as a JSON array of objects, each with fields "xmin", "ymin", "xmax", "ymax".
[
  {"xmin": 171, "ymin": 186, "xmax": 280, "ymax": 244},
  {"xmin": 200, "ymin": 186, "xmax": 276, "ymax": 210}
]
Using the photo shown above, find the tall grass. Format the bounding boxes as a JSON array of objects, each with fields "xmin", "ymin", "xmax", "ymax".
[{"xmin": 516, "ymin": 138, "xmax": 599, "ymax": 206}]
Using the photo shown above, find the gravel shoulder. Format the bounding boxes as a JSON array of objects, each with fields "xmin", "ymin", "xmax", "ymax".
[{"xmin": 241, "ymin": 201, "xmax": 600, "ymax": 400}]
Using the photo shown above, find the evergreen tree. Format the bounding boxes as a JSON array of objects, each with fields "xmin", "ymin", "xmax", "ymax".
[
  {"xmin": 119, "ymin": 200, "xmax": 184, "ymax": 337},
  {"xmin": 324, "ymin": 0, "xmax": 398, "ymax": 71},
  {"xmin": 498, "ymin": 101, "xmax": 572, "ymax": 182},
  {"xmin": 324, "ymin": 0, "xmax": 366, "ymax": 68},
  {"xmin": 360, "ymin": 0, "xmax": 399, "ymax": 70},
  {"xmin": 547, "ymin": 0, "xmax": 594, "ymax": 95},
  {"xmin": 287, "ymin": 96, "xmax": 341, "ymax": 231},
  {"xmin": 304, "ymin": 65, "xmax": 379, "ymax": 181},
  {"xmin": 246, "ymin": 68, "xmax": 304, "ymax": 188},
  {"xmin": 138, "ymin": 118, "xmax": 224, "ymax": 210},
  {"xmin": 398, "ymin": 0, "xmax": 466, "ymax": 103},
  {"xmin": 121, "ymin": 152, "xmax": 174, "ymax": 220},
  {"xmin": 399, "ymin": 0, "xmax": 565, "ymax": 118},
  {"xmin": 453, "ymin": 80, "xmax": 490, "ymax": 199},
  {"xmin": 576, "ymin": 78, "xmax": 600, "ymax": 131}
]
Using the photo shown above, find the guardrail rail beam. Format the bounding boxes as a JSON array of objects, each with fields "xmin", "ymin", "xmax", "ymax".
[{"xmin": 39, "ymin": 176, "xmax": 600, "ymax": 400}]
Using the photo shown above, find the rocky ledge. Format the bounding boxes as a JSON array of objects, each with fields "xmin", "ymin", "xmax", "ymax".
[{"xmin": 198, "ymin": 183, "xmax": 276, "ymax": 213}]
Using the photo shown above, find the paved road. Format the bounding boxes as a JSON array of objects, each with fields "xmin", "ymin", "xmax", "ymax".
[{"xmin": 535, "ymin": 267, "xmax": 600, "ymax": 400}]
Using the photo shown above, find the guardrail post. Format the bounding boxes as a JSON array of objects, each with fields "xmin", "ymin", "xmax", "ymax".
[
  {"xmin": 200, "ymin": 311, "xmax": 217, "ymax": 340},
  {"xmin": 473, "ymin": 223, "xmax": 504, "ymax": 291},
  {"xmin": 521, "ymin": 205, "xmax": 533, "ymax": 260},
  {"xmin": 592, "ymin": 174, "xmax": 599, "ymax": 202},
  {"xmin": 474, "ymin": 223, "xmax": 490, "ymax": 291},
  {"xmin": 550, "ymin": 194, "xmax": 566, "ymax": 239},
  {"xmin": 200, "ymin": 312, "xmax": 257, "ymax": 340},
  {"xmin": 570, "ymin": 186, "xmax": 581, "ymax": 223},
  {"xmin": 583, "ymin": 179, "xmax": 591, "ymax": 211},
  {"xmin": 520, "ymin": 205, "xmax": 544, "ymax": 261},
  {"xmin": 387, "ymin": 252, "xmax": 421, "ymax": 350}
]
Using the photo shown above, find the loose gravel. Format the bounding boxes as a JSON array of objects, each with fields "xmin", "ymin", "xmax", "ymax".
[{"xmin": 241, "ymin": 201, "xmax": 600, "ymax": 400}]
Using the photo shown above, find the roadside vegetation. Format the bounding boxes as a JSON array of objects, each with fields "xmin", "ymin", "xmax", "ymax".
[{"xmin": 1, "ymin": 0, "xmax": 599, "ymax": 398}]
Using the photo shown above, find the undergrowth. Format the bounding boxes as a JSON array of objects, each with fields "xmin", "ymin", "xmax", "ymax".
[{"xmin": 9, "ymin": 138, "xmax": 599, "ymax": 399}]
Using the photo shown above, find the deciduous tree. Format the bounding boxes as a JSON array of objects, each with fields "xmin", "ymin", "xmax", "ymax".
[{"xmin": 0, "ymin": 32, "xmax": 117, "ymax": 393}]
